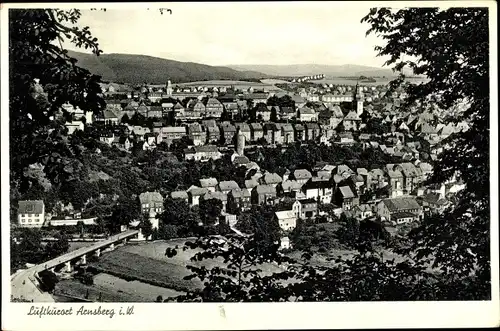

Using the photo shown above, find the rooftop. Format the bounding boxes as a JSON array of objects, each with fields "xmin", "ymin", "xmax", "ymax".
[
  {"xmin": 18, "ymin": 200, "xmax": 44, "ymax": 214},
  {"xmin": 339, "ymin": 186, "xmax": 355, "ymax": 199},
  {"xmin": 139, "ymin": 191, "xmax": 163, "ymax": 204},
  {"xmin": 383, "ymin": 197, "xmax": 421, "ymax": 212}
]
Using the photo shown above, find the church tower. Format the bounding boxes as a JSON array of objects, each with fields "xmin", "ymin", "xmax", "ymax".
[
  {"xmin": 166, "ymin": 80, "xmax": 173, "ymax": 96},
  {"xmin": 236, "ymin": 130, "xmax": 246, "ymax": 156},
  {"xmin": 355, "ymin": 83, "xmax": 364, "ymax": 116}
]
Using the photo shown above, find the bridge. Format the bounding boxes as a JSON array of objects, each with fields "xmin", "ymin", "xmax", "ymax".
[
  {"xmin": 39, "ymin": 229, "xmax": 140, "ymax": 273},
  {"xmin": 11, "ymin": 230, "xmax": 139, "ymax": 302}
]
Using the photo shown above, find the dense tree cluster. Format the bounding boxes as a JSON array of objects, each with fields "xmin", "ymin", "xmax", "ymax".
[{"xmin": 11, "ymin": 229, "xmax": 70, "ymax": 271}]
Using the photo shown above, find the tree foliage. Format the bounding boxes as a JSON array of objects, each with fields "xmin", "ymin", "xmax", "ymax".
[
  {"xmin": 362, "ymin": 7, "xmax": 490, "ymax": 299},
  {"xmin": 9, "ymin": 9, "xmax": 105, "ymax": 194}
]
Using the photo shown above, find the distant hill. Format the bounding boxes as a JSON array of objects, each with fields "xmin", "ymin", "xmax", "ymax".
[
  {"xmin": 226, "ymin": 64, "xmax": 415, "ymax": 78},
  {"xmin": 67, "ymin": 51, "xmax": 269, "ymax": 85}
]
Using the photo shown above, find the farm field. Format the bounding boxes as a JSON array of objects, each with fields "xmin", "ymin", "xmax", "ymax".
[
  {"xmin": 311, "ymin": 77, "xmax": 429, "ymax": 86},
  {"xmin": 261, "ymin": 78, "xmax": 290, "ymax": 85},
  {"xmin": 175, "ymin": 80, "xmax": 283, "ymax": 91},
  {"xmin": 177, "ymin": 80, "xmax": 269, "ymax": 86}
]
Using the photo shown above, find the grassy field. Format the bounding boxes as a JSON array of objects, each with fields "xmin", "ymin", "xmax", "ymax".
[
  {"xmin": 55, "ymin": 273, "xmax": 183, "ymax": 302},
  {"xmin": 66, "ymin": 239, "xmax": 290, "ymax": 301},
  {"xmin": 89, "ymin": 249, "xmax": 203, "ymax": 293},
  {"xmin": 120, "ymin": 240, "xmax": 285, "ymax": 274}
]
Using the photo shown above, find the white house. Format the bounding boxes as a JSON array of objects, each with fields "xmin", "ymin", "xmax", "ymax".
[
  {"xmin": 18, "ymin": 200, "xmax": 45, "ymax": 228},
  {"xmin": 280, "ymin": 236, "xmax": 291, "ymax": 250},
  {"xmin": 275, "ymin": 210, "xmax": 297, "ymax": 231},
  {"xmin": 139, "ymin": 192, "xmax": 163, "ymax": 230}
]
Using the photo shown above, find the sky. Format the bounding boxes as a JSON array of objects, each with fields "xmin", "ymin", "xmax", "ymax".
[{"xmin": 62, "ymin": 2, "xmax": 390, "ymax": 67}]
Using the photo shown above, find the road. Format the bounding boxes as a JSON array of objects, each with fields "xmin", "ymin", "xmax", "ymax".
[{"xmin": 10, "ymin": 230, "xmax": 139, "ymax": 302}]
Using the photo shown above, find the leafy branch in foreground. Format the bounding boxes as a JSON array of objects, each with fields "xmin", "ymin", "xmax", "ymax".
[
  {"xmin": 163, "ymin": 234, "xmax": 446, "ymax": 302},
  {"xmin": 9, "ymin": 9, "xmax": 106, "ymax": 194},
  {"xmin": 362, "ymin": 7, "xmax": 490, "ymax": 299}
]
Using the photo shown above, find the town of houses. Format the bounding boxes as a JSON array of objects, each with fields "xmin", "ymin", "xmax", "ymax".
[{"xmin": 18, "ymin": 78, "xmax": 468, "ymax": 249}]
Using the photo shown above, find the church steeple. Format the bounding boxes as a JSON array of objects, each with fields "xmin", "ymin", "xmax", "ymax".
[
  {"xmin": 166, "ymin": 79, "xmax": 173, "ymax": 96},
  {"xmin": 354, "ymin": 83, "xmax": 364, "ymax": 116}
]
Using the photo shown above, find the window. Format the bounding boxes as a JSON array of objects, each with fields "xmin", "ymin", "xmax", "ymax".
[{"xmin": 28, "ymin": 219, "xmax": 32, "ymax": 223}]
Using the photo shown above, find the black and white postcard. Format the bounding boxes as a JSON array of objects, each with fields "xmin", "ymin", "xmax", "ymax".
[{"xmin": 1, "ymin": 2, "xmax": 499, "ymax": 330}]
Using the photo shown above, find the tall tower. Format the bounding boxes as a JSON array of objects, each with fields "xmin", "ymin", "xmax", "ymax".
[
  {"xmin": 236, "ymin": 130, "xmax": 246, "ymax": 156},
  {"xmin": 355, "ymin": 84, "xmax": 364, "ymax": 116},
  {"xmin": 166, "ymin": 80, "xmax": 173, "ymax": 96}
]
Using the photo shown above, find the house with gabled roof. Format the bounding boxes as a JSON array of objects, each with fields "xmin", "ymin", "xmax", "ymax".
[
  {"xmin": 377, "ymin": 197, "xmax": 423, "ymax": 225},
  {"xmin": 229, "ymin": 188, "xmax": 251, "ymax": 211},
  {"xmin": 252, "ymin": 185, "xmax": 277, "ymax": 205},
  {"xmin": 187, "ymin": 186, "xmax": 209, "ymax": 206},
  {"xmin": 199, "ymin": 178, "xmax": 218, "ymax": 192},
  {"xmin": 204, "ymin": 97, "xmax": 224, "ymax": 118},
  {"xmin": 419, "ymin": 193, "xmax": 449, "ymax": 214},
  {"xmin": 260, "ymin": 172, "xmax": 283, "ymax": 187},
  {"xmin": 351, "ymin": 204, "xmax": 374, "ymax": 220},
  {"xmin": 291, "ymin": 95, "xmax": 307, "ymax": 108},
  {"xmin": 305, "ymin": 122, "xmax": 321, "ymax": 141},
  {"xmin": 294, "ymin": 123, "xmax": 306, "ymax": 141},
  {"xmin": 148, "ymin": 105, "xmax": 163, "ymax": 118},
  {"xmin": 244, "ymin": 178, "xmax": 259, "ymax": 190},
  {"xmin": 292, "ymin": 169, "xmax": 313, "ymax": 185},
  {"xmin": 298, "ymin": 107, "xmax": 318, "ymax": 122},
  {"xmin": 263, "ymin": 123, "xmax": 280, "ymax": 145},
  {"xmin": 187, "ymin": 122, "xmax": 206, "ymax": 146},
  {"xmin": 172, "ymin": 101, "xmax": 186, "ymax": 117},
  {"xmin": 343, "ymin": 110, "xmax": 361, "ymax": 131},
  {"xmin": 278, "ymin": 180, "xmax": 304, "ymax": 196},
  {"xmin": 250, "ymin": 123, "xmax": 264, "ymax": 141},
  {"xmin": 275, "ymin": 210, "xmax": 297, "ymax": 231},
  {"xmin": 18, "ymin": 200, "xmax": 45, "ymax": 228},
  {"xmin": 218, "ymin": 180, "xmax": 240, "ymax": 194},
  {"xmin": 281, "ymin": 123, "xmax": 295, "ymax": 144},
  {"xmin": 292, "ymin": 198, "xmax": 318, "ymax": 219},
  {"xmin": 302, "ymin": 178, "xmax": 333, "ymax": 204},
  {"xmin": 171, "ymin": 191, "xmax": 189, "ymax": 203},
  {"xmin": 335, "ymin": 185, "xmax": 358, "ymax": 211},
  {"xmin": 279, "ymin": 106, "xmax": 296, "ymax": 121},
  {"xmin": 184, "ymin": 145, "xmax": 222, "ymax": 162},
  {"xmin": 159, "ymin": 126, "xmax": 186, "ymax": 144},
  {"xmin": 220, "ymin": 122, "xmax": 237, "ymax": 145},
  {"xmin": 185, "ymin": 99, "xmax": 205, "ymax": 119}
]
